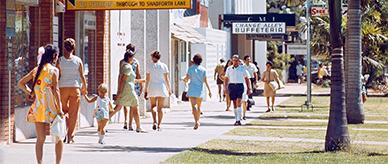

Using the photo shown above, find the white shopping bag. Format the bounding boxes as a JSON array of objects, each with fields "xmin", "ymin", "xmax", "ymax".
[{"xmin": 51, "ymin": 115, "xmax": 66, "ymax": 143}]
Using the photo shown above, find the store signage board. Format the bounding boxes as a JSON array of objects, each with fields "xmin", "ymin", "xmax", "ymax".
[
  {"xmin": 311, "ymin": 6, "xmax": 329, "ymax": 16},
  {"xmin": 223, "ymin": 13, "xmax": 296, "ymax": 27},
  {"xmin": 232, "ymin": 22, "xmax": 286, "ymax": 34},
  {"xmin": 287, "ymin": 44, "xmax": 307, "ymax": 55},
  {"xmin": 67, "ymin": 0, "xmax": 191, "ymax": 10},
  {"xmin": 16, "ymin": 0, "xmax": 39, "ymax": 5},
  {"xmin": 246, "ymin": 34, "xmax": 285, "ymax": 41}
]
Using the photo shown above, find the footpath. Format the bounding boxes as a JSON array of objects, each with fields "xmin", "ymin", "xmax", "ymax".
[{"xmin": 0, "ymin": 96, "xmax": 288, "ymax": 164}]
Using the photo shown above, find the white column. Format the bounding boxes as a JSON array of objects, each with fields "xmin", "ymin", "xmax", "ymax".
[
  {"xmin": 158, "ymin": 10, "xmax": 171, "ymax": 108},
  {"xmin": 131, "ymin": 10, "xmax": 147, "ymax": 116},
  {"xmin": 252, "ymin": 1, "xmax": 267, "ymax": 76}
]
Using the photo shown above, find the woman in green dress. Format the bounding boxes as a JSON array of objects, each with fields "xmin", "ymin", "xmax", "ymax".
[{"xmin": 110, "ymin": 50, "xmax": 146, "ymax": 132}]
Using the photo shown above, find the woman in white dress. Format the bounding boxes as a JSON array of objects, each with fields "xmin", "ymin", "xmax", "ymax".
[{"xmin": 145, "ymin": 51, "xmax": 172, "ymax": 131}]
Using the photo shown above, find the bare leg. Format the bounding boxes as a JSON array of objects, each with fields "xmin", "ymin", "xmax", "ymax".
[
  {"xmin": 110, "ymin": 104, "xmax": 123, "ymax": 119},
  {"xmin": 128, "ymin": 108, "xmax": 134, "ymax": 130},
  {"xmin": 217, "ymin": 84, "xmax": 222, "ymax": 102},
  {"xmin": 150, "ymin": 97, "xmax": 157, "ymax": 124},
  {"xmin": 242, "ymin": 101, "xmax": 247, "ymax": 118},
  {"xmin": 266, "ymin": 97, "xmax": 270, "ymax": 112},
  {"xmin": 271, "ymin": 96, "xmax": 276, "ymax": 111},
  {"xmin": 100, "ymin": 119, "xmax": 109, "ymax": 135},
  {"xmin": 35, "ymin": 123, "xmax": 46, "ymax": 164},
  {"xmin": 156, "ymin": 97, "xmax": 165, "ymax": 128},
  {"xmin": 123, "ymin": 106, "xmax": 128, "ymax": 128},
  {"xmin": 196, "ymin": 98, "xmax": 203, "ymax": 124},
  {"xmin": 55, "ymin": 138, "xmax": 63, "ymax": 164},
  {"xmin": 226, "ymin": 94, "xmax": 231, "ymax": 111},
  {"xmin": 189, "ymin": 97, "xmax": 199, "ymax": 129},
  {"xmin": 130, "ymin": 106, "xmax": 141, "ymax": 130}
]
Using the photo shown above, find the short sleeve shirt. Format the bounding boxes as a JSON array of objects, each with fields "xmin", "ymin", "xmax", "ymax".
[
  {"xmin": 147, "ymin": 61, "xmax": 169, "ymax": 84},
  {"xmin": 188, "ymin": 65, "xmax": 206, "ymax": 87},
  {"xmin": 244, "ymin": 63, "xmax": 258, "ymax": 78},
  {"xmin": 225, "ymin": 65, "xmax": 250, "ymax": 84},
  {"xmin": 215, "ymin": 63, "xmax": 225, "ymax": 75},
  {"xmin": 58, "ymin": 55, "xmax": 83, "ymax": 88}
]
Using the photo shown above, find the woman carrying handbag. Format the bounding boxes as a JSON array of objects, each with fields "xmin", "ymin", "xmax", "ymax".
[
  {"xmin": 18, "ymin": 45, "xmax": 65, "ymax": 164},
  {"xmin": 261, "ymin": 61, "xmax": 281, "ymax": 113}
]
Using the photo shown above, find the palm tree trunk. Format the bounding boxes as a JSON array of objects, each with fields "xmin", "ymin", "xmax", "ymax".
[
  {"xmin": 345, "ymin": 0, "xmax": 365, "ymax": 124},
  {"xmin": 325, "ymin": 0, "xmax": 351, "ymax": 151}
]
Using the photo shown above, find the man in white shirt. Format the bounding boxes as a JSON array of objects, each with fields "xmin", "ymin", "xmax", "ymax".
[
  {"xmin": 224, "ymin": 55, "xmax": 251, "ymax": 126},
  {"xmin": 243, "ymin": 55, "xmax": 259, "ymax": 89},
  {"xmin": 243, "ymin": 55, "xmax": 258, "ymax": 112}
]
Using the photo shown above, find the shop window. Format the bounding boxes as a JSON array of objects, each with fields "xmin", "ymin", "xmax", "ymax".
[
  {"xmin": 7, "ymin": 3, "xmax": 34, "ymax": 108},
  {"xmin": 76, "ymin": 11, "xmax": 97, "ymax": 93}
]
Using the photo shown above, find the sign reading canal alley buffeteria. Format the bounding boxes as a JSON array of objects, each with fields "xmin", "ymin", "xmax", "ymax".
[
  {"xmin": 232, "ymin": 22, "xmax": 286, "ymax": 34},
  {"xmin": 66, "ymin": 0, "xmax": 191, "ymax": 10}
]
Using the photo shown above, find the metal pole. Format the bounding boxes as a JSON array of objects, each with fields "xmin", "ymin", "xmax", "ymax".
[
  {"xmin": 8, "ymin": 70, "xmax": 11, "ymax": 144},
  {"xmin": 306, "ymin": 0, "xmax": 312, "ymax": 109}
]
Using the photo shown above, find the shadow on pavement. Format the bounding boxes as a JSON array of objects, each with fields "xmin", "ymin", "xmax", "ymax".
[
  {"xmin": 190, "ymin": 147, "xmax": 325, "ymax": 156},
  {"xmin": 162, "ymin": 121, "xmax": 232, "ymax": 127},
  {"xmin": 75, "ymin": 145, "xmax": 186, "ymax": 153}
]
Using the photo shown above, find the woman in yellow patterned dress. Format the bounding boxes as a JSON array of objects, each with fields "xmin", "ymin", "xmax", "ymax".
[{"xmin": 18, "ymin": 44, "xmax": 64, "ymax": 164}]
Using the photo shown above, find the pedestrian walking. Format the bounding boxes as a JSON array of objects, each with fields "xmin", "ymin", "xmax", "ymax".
[
  {"xmin": 57, "ymin": 38, "xmax": 88, "ymax": 144},
  {"xmin": 18, "ymin": 45, "xmax": 64, "ymax": 164},
  {"xmin": 240, "ymin": 59, "xmax": 252, "ymax": 120},
  {"xmin": 111, "ymin": 50, "xmax": 146, "ymax": 133},
  {"xmin": 296, "ymin": 62, "xmax": 304, "ymax": 84},
  {"xmin": 214, "ymin": 58, "xmax": 226, "ymax": 102},
  {"xmin": 262, "ymin": 61, "xmax": 281, "ymax": 112},
  {"xmin": 84, "ymin": 84, "xmax": 113, "ymax": 144},
  {"xmin": 243, "ymin": 55, "xmax": 259, "ymax": 94},
  {"xmin": 145, "ymin": 51, "xmax": 172, "ymax": 131},
  {"xmin": 183, "ymin": 54, "xmax": 212, "ymax": 130},
  {"xmin": 222, "ymin": 59, "xmax": 232, "ymax": 111},
  {"xmin": 243, "ymin": 55, "xmax": 258, "ymax": 112},
  {"xmin": 224, "ymin": 55, "xmax": 251, "ymax": 126},
  {"xmin": 119, "ymin": 44, "xmax": 142, "ymax": 131}
]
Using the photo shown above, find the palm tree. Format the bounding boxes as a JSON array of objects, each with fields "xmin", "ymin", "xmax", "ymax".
[
  {"xmin": 325, "ymin": 0, "xmax": 351, "ymax": 151},
  {"xmin": 345, "ymin": 0, "xmax": 365, "ymax": 124}
]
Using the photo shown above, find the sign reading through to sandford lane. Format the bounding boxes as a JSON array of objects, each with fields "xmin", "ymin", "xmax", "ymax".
[
  {"xmin": 232, "ymin": 22, "xmax": 286, "ymax": 34},
  {"xmin": 66, "ymin": 0, "xmax": 192, "ymax": 10}
]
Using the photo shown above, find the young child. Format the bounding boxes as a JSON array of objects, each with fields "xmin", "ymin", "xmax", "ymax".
[{"xmin": 84, "ymin": 83, "xmax": 113, "ymax": 144}]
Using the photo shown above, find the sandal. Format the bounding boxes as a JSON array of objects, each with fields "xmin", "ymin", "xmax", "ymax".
[
  {"xmin": 265, "ymin": 109, "xmax": 271, "ymax": 113},
  {"xmin": 152, "ymin": 123, "xmax": 157, "ymax": 130},
  {"xmin": 194, "ymin": 122, "xmax": 200, "ymax": 130},
  {"xmin": 136, "ymin": 128, "xmax": 147, "ymax": 133}
]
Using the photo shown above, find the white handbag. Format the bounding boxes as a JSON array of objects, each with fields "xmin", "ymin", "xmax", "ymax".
[
  {"xmin": 51, "ymin": 115, "xmax": 67, "ymax": 143},
  {"xmin": 269, "ymin": 81, "xmax": 279, "ymax": 91}
]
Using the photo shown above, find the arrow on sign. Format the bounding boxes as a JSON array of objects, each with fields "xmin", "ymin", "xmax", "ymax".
[{"xmin": 68, "ymin": 0, "xmax": 75, "ymax": 6}]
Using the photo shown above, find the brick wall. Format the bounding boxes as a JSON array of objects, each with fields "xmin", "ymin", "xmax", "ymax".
[
  {"xmin": 87, "ymin": 30, "xmax": 97, "ymax": 93},
  {"xmin": 38, "ymin": 0, "xmax": 54, "ymax": 45},
  {"xmin": 64, "ymin": 10, "xmax": 76, "ymax": 39},
  {"xmin": 0, "ymin": 0, "xmax": 9, "ymax": 144},
  {"xmin": 94, "ymin": 11, "xmax": 110, "ymax": 90}
]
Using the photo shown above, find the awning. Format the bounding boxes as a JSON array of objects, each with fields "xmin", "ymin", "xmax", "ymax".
[{"xmin": 171, "ymin": 23, "xmax": 207, "ymax": 44}]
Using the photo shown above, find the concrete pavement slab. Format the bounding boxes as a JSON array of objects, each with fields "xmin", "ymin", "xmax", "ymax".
[{"xmin": 1, "ymin": 97, "xmax": 288, "ymax": 164}]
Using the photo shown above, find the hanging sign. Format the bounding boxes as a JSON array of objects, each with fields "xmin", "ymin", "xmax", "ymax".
[
  {"xmin": 67, "ymin": 0, "xmax": 192, "ymax": 10},
  {"xmin": 311, "ymin": 6, "xmax": 329, "ymax": 16},
  {"xmin": 232, "ymin": 22, "xmax": 286, "ymax": 34},
  {"xmin": 223, "ymin": 13, "xmax": 296, "ymax": 27},
  {"xmin": 287, "ymin": 44, "xmax": 307, "ymax": 55}
]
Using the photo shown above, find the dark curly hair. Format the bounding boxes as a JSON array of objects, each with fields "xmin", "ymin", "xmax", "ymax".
[{"xmin": 151, "ymin": 51, "xmax": 161, "ymax": 60}]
